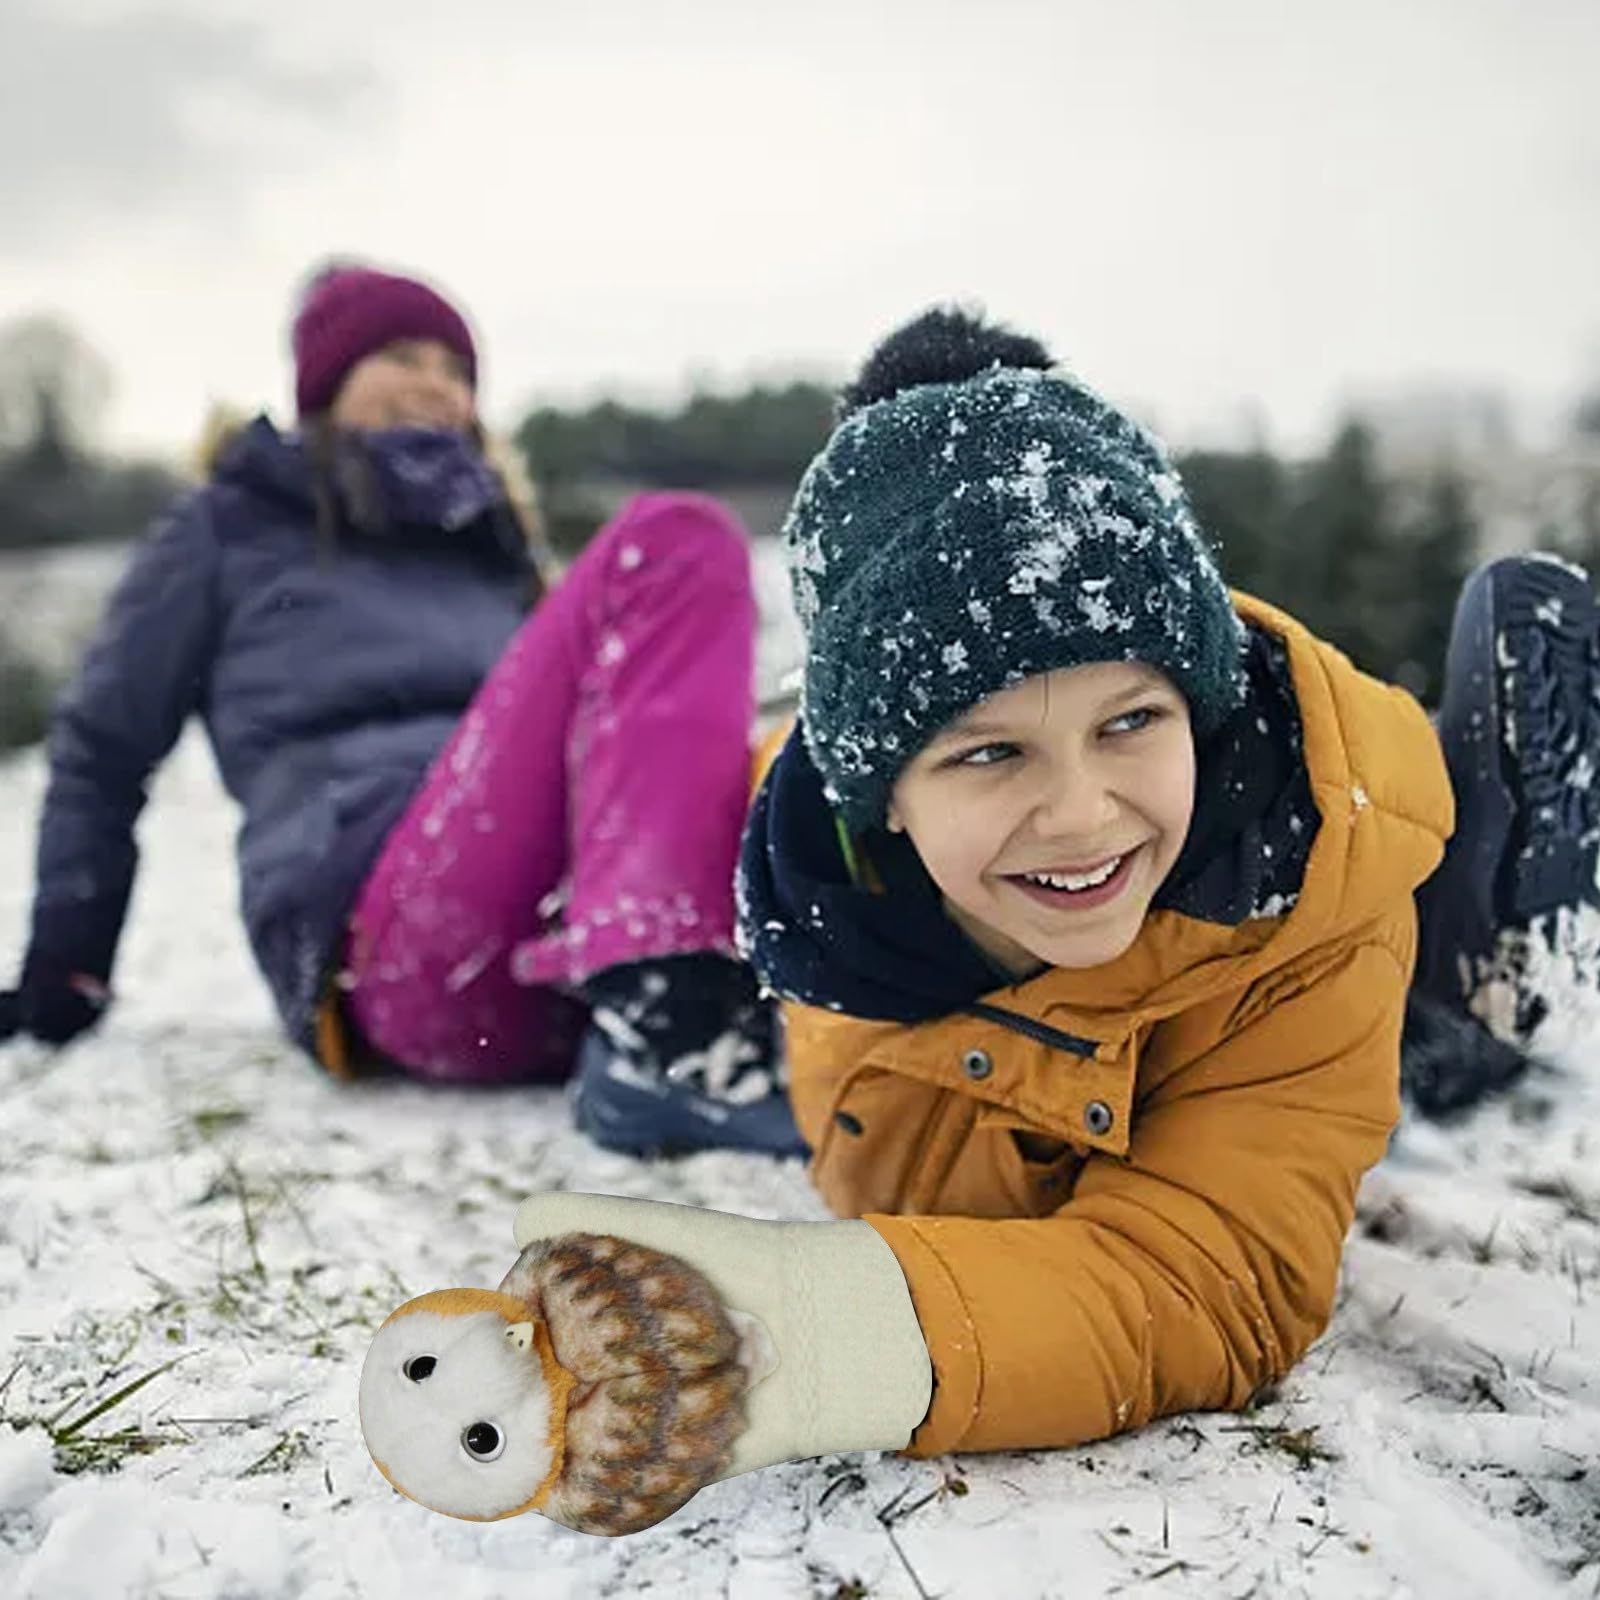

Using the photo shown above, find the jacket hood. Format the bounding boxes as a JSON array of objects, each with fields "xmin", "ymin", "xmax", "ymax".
[{"xmin": 210, "ymin": 414, "xmax": 317, "ymax": 512}]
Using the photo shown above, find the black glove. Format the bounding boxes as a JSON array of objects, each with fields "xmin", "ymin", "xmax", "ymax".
[{"xmin": 0, "ymin": 958, "xmax": 110, "ymax": 1047}]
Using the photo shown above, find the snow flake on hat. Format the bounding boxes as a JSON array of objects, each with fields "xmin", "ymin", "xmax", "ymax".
[
  {"xmin": 1075, "ymin": 577, "xmax": 1134, "ymax": 634},
  {"xmin": 1008, "ymin": 530, "xmax": 1075, "ymax": 597}
]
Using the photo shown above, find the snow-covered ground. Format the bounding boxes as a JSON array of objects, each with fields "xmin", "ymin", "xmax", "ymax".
[{"xmin": 2, "ymin": 544, "xmax": 1598, "ymax": 1599}]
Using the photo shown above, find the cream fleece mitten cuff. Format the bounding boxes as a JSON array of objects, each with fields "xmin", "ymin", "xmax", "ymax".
[{"xmin": 512, "ymin": 1191, "xmax": 933, "ymax": 1480}]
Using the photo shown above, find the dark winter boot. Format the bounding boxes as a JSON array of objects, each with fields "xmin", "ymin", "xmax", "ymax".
[
  {"xmin": 1399, "ymin": 992, "xmax": 1531, "ymax": 1119},
  {"xmin": 570, "ymin": 953, "xmax": 809, "ymax": 1158},
  {"xmin": 1414, "ymin": 553, "xmax": 1600, "ymax": 1071}
]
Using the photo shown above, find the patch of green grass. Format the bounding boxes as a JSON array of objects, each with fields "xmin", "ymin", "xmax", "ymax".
[
  {"xmin": 5, "ymin": 1355, "xmax": 190, "ymax": 1476},
  {"xmin": 53, "ymin": 1426, "xmax": 176, "ymax": 1476},
  {"xmin": 208, "ymin": 1275, "xmax": 246, "ymax": 1320},
  {"xmin": 1510, "ymin": 1174, "xmax": 1600, "ymax": 1227},
  {"xmin": 239, "ymin": 1427, "xmax": 314, "ymax": 1478},
  {"xmin": 473, "ymin": 1172, "xmax": 525, "ymax": 1201},
  {"xmin": 49, "ymin": 1356, "xmax": 185, "ymax": 1439},
  {"xmin": 191, "ymin": 1106, "xmax": 251, "ymax": 1140},
  {"xmin": 1218, "ymin": 1421, "xmax": 1339, "ymax": 1470}
]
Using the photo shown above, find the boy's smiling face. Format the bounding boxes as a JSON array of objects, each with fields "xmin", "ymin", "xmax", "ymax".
[{"xmin": 887, "ymin": 661, "xmax": 1197, "ymax": 975}]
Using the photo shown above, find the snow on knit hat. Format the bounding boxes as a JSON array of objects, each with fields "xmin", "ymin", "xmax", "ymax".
[
  {"xmin": 783, "ymin": 306, "xmax": 1246, "ymax": 829},
  {"xmin": 291, "ymin": 263, "xmax": 478, "ymax": 418}
]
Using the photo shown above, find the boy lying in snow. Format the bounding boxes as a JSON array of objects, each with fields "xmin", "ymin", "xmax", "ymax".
[{"xmin": 363, "ymin": 308, "xmax": 1600, "ymax": 1533}]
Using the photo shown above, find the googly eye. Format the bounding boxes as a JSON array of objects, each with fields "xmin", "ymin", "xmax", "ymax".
[
  {"xmin": 462, "ymin": 1421, "xmax": 504, "ymax": 1462},
  {"xmin": 403, "ymin": 1355, "xmax": 438, "ymax": 1382}
]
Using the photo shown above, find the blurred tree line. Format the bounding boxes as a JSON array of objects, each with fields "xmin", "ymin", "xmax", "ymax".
[
  {"xmin": 0, "ymin": 315, "xmax": 183, "ymax": 747},
  {"xmin": 517, "ymin": 383, "xmax": 837, "ymax": 555},
  {"xmin": 1183, "ymin": 424, "xmax": 1476, "ymax": 701},
  {"xmin": 519, "ymin": 383, "xmax": 836, "ymax": 490},
  {"xmin": 0, "ymin": 316, "xmax": 180, "ymax": 550},
  {"xmin": 522, "ymin": 383, "xmax": 1600, "ymax": 704},
  {"xmin": 5, "ymin": 314, "xmax": 1600, "ymax": 752}
]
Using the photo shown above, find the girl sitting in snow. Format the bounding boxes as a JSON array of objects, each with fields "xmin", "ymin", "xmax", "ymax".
[
  {"xmin": 0, "ymin": 261, "xmax": 803, "ymax": 1158},
  {"xmin": 512, "ymin": 308, "xmax": 1599, "ymax": 1476}
]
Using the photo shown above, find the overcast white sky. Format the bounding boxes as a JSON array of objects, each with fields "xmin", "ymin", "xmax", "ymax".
[{"xmin": 2, "ymin": 0, "xmax": 1597, "ymax": 459}]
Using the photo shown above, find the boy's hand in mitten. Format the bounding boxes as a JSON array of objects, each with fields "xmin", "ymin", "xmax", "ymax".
[
  {"xmin": 359, "ymin": 1193, "xmax": 933, "ymax": 1537},
  {"xmin": 511, "ymin": 1192, "xmax": 934, "ymax": 1486}
]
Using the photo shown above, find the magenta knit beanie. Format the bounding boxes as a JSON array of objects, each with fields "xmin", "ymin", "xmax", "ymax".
[{"xmin": 291, "ymin": 264, "xmax": 479, "ymax": 418}]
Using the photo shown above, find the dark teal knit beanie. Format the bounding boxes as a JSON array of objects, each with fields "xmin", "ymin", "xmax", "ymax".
[{"xmin": 783, "ymin": 306, "xmax": 1247, "ymax": 829}]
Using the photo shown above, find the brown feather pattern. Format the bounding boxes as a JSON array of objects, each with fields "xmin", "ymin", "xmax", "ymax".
[{"xmin": 497, "ymin": 1232, "xmax": 749, "ymax": 1535}]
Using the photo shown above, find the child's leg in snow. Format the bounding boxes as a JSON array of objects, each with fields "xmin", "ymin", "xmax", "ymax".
[
  {"xmin": 1407, "ymin": 553, "xmax": 1600, "ymax": 1099},
  {"xmin": 343, "ymin": 493, "xmax": 758, "ymax": 1083},
  {"xmin": 507, "ymin": 498, "xmax": 758, "ymax": 988}
]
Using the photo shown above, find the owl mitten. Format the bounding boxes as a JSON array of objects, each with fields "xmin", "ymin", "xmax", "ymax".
[
  {"xmin": 514, "ymin": 1191, "xmax": 934, "ymax": 1482},
  {"xmin": 358, "ymin": 1192, "xmax": 932, "ymax": 1537}
]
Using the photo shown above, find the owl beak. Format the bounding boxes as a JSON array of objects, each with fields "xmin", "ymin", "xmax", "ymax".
[{"xmin": 504, "ymin": 1320, "xmax": 535, "ymax": 1353}]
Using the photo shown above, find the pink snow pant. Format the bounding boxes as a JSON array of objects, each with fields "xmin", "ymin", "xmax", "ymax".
[{"xmin": 342, "ymin": 493, "xmax": 758, "ymax": 1083}]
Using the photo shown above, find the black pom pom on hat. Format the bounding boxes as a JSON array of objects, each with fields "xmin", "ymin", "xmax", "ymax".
[{"xmin": 837, "ymin": 305, "xmax": 1055, "ymax": 419}]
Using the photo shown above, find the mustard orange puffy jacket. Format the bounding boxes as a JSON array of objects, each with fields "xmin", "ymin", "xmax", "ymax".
[{"xmin": 776, "ymin": 595, "xmax": 1453, "ymax": 1455}]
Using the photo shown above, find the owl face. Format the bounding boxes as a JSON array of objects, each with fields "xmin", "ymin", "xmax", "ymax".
[{"xmin": 359, "ymin": 1289, "xmax": 559, "ymax": 1521}]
